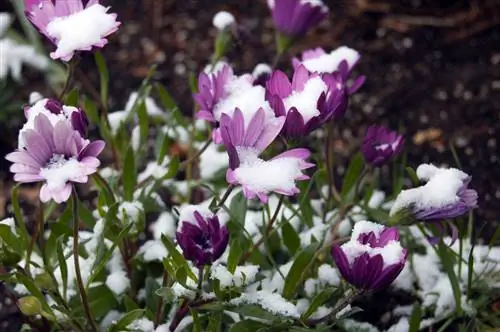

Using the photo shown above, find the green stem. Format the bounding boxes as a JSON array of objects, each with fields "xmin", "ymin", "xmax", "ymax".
[
  {"xmin": 72, "ymin": 189, "xmax": 98, "ymax": 332},
  {"xmin": 306, "ymin": 289, "xmax": 363, "ymax": 326},
  {"xmin": 59, "ymin": 58, "xmax": 78, "ymax": 100},
  {"xmin": 213, "ymin": 185, "xmax": 235, "ymax": 214}
]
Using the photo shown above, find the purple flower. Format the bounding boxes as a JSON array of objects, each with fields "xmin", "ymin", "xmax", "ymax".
[
  {"xmin": 361, "ymin": 125, "xmax": 404, "ymax": 167},
  {"xmin": 176, "ymin": 211, "xmax": 229, "ymax": 267},
  {"xmin": 267, "ymin": 0, "xmax": 328, "ymax": 37},
  {"xmin": 390, "ymin": 164, "xmax": 478, "ymax": 224},
  {"xmin": 20, "ymin": 99, "xmax": 89, "ymax": 148},
  {"xmin": 266, "ymin": 65, "xmax": 347, "ymax": 138},
  {"xmin": 24, "ymin": 0, "xmax": 120, "ymax": 61},
  {"xmin": 6, "ymin": 113, "xmax": 104, "ymax": 203},
  {"xmin": 195, "ymin": 64, "xmax": 275, "ymax": 144},
  {"xmin": 220, "ymin": 108, "xmax": 314, "ymax": 203},
  {"xmin": 292, "ymin": 46, "xmax": 365, "ymax": 94},
  {"xmin": 332, "ymin": 221, "xmax": 407, "ymax": 290}
]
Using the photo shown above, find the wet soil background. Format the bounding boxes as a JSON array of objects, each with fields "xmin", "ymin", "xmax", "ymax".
[{"xmin": 0, "ymin": 0, "xmax": 499, "ymax": 331}]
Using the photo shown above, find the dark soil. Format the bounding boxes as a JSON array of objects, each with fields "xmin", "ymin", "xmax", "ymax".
[{"xmin": 0, "ymin": 0, "xmax": 499, "ymax": 331}]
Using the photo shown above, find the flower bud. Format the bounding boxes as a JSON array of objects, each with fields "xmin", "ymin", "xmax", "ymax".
[{"xmin": 18, "ymin": 296, "xmax": 43, "ymax": 316}]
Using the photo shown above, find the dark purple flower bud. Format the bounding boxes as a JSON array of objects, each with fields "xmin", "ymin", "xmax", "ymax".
[
  {"xmin": 361, "ymin": 125, "xmax": 404, "ymax": 167},
  {"xmin": 70, "ymin": 108, "xmax": 89, "ymax": 137},
  {"xmin": 267, "ymin": 0, "xmax": 329, "ymax": 37},
  {"xmin": 44, "ymin": 99, "xmax": 63, "ymax": 114},
  {"xmin": 332, "ymin": 221, "xmax": 407, "ymax": 291},
  {"xmin": 176, "ymin": 212, "xmax": 229, "ymax": 267},
  {"xmin": 265, "ymin": 65, "xmax": 347, "ymax": 138}
]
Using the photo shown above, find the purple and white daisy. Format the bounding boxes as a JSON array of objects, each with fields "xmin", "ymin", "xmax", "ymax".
[
  {"xmin": 24, "ymin": 0, "xmax": 120, "ymax": 61},
  {"xmin": 267, "ymin": 0, "xmax": 329, "ymax": 37},
  {"xmin": 176, "ymin": 211, "xmax": 229, "ymax": 267},
  {"xmin": 265, "ymin": 65, "xmax": 346, "ymax": 138},
  {"xmin": 332, "ymin": 220, "xmax": 407, "ymax": 290},
  {"xmin": 220, "ymin": 108, "xmax": 314, "ymax": 203},
  {"xmin": 19, "ymin": 98, "xmax": 88, "ymax": 149},
  {"xmin": 361, "ymin": 125, "xmax": 404, "ymax": 167},
  {"xmin": 390, "ymin": 164, "xmax": 478, "ymax": 222},
  {"xmin": 195, "ymin": 64, "xmax": 276, "ymax": 143},
  {"xmin": 6, "ymin": 113, "xmax": 104, "ymax": 203},
  {"xmin": 292, "ymin": 46, "xmax": 365, "ymax": 94}
]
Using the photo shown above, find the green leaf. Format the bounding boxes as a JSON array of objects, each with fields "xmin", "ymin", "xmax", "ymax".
[
  {"xmin": 189, "ymin": 72, "xmax": 198, "ymax": 94},
  {"xmin": 86, "ymin": 285, "xmax": 119, "ymax": 319},
  {"xmin": 191, "ymin": 309, "xmax": 202, "ymax": 332},
  {"xmin": 405, "ymin": 166, "xmax": 420, "ymax": 186},
  {"xmin": 15, "ymin": 273, "xmax": 52, "ymax": 314},
  {"xmin": 155, "ymin": 130, "xmax": 169, "ymax": 165},
  {"xmin": 137, "ymin": 101, "xmax": 149, "ymax": 147},
  {"xmin": 124, "ymin": 295, "xmax": 140, "ymax": 312},
  {"xmin": 282, "ymin": 221, "xmax": 300, "ymax": 255},
  {"xmin": 145, "ymin": 277, "xmax": 161, "ymax": 313},
  {"xmin": 109, "ymin": 309, "xmax": 145, "ymax": 332},
  {"xmin": 160, "ymin": 235, "xmax": 197, "ymax": 281},
  {"xmin": 64, "ymin": 88, "xmax": 79, "ymax": 106},
  {"xmin": 438, "ymin": 242, "xmax": 462, "ymax": 314},
  {"xmin": 301, "ymin": 287, "xmax": 336, "ymax": 320},
  {"xmin": 11, "ymin": 186, "xmax": 28, "ymax": 240},
  {"xmin": 229, "ymin": 304, "xmax": 279, "ymax": 322},
  {"xmin": 94, "ymin": 51, "xmax": 109, "ymax": 107},
  {"xmin": 340, "ymin": 152, "xmax": 364, "ymax": 200},
  {"xmin": 56, "ymin": 238, "xmax": 68, "ymax": 299},
  {"xmin": 282, "ymin": 243, "xmax": 319, "ymax": 299},
  {"xmin": 155, "ymin": 287, "xmax": 176, "ymax": 304},
  {"xmin": 123, "ymin": 147, "xmax": 137, "ymax": 201},
  {"xmin": 409, "ymin": 304, "xmax": 421, "ymax": 332},
  {"xmin": 83, "ymin": 98, "xmax": 100, "ymax": 127},
  {"xmin": 227, "ymin": 238, "xmax": 244, "ymax": 274},
  {"xmin": 229, "ymin": 191, "xmax": 247, "ymax": 226},
  {"xmin": 229, "ymin": 320, "xmax": 269, "ymax": 332}
]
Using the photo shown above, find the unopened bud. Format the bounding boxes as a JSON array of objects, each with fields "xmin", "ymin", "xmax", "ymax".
[{"xmin": 18, "ymin": 296, "xmax": 43, "ymax": 316}]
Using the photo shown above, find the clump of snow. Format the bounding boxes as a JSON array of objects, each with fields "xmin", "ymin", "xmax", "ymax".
[
  {"xmin": 234, "ymin": 157, "xmax": 305, "ymax": 194},
  {"xmin": 340, "ymin": 221, "xmax": 405, "ymax": 268},
  {"xmin": 0, "ymin": 218, "xmax": 17, "ymax": 236},
  {"xmin": 106, "ymin": 270, "xmax": 130, "ymax": 296},
  {"xmin": 252, "ymin": 63, "xmax": 272, "ymax": 78},
  {"xmin": 100, "ymin": 310, "xmax": 123, "ymax": 331},
  {"xmin": 99, "ymin": 166, "xmax": 120, "ymax": 180},
  {"xmin": 301, "ymin": 46, "xmax": 360, "ymax": 73},
  {"xmin": 342, "ymin": 319, "xmax": 380, "ymax": 332},
  {"xmin": 127, "ymin": 317, "xmax": 154, "ymax": 332},
  {"xmin": 46, "ymin": 4, "xmax": 118, "ymax": 60},
  {"xmin": 390, "ymin": 164, "xmax": 469, "ymax": 216},
  {"xmin": 210, "ymin": 264, "xmax": 259, "ymax": 288},
  {"xmin": 138, "ymin": 240, "xmax": 168, "ymax": 262},
  {"xmin": 212, "ymin": 11, "xmax": 235, "ymax": 30},
  {"xmin": 137, "ymin": 157, "xmax": 171, "ymax": 183},
  {"xmin": 386, "ymin": 317, "xmax": 409, "ymax": 332},
  {"xmin": 0, "ymin": 38, "xmax": 48, "ymax": 80},
  {"xmin": 40, "ymin": 157, "xmax": 87, "ymax": 191},
  {"xmin": 123, "ymin": 92, "xmax": 164, "ymax": 117},
  {"xmin": 131, "ymin": 126, "xmax": 141, "ymax": 151},
  {"xmin": 283, "ymin": 77, "xmax": 327, "ymax": 122},
  {"xmin": 29, "ymin": 91, "xmax": 44, "ymax": 104},
  {"xmin": 317, "ymin": 264, "xmax": 341, "ymax": 286},
  {"xmin": 118, "ymin": 201, "xmax": 144, "ymax": 225},
  {"xmin": 199, "ymin": 143, "xmax": 228, "ymax": 179},
  {"xmin": 150, "ymin": 212, "xmax": 176, "ymax": 240},
  {"xmin": 230, "ymin": 290, "xmax": 300, "ymax": 318}
]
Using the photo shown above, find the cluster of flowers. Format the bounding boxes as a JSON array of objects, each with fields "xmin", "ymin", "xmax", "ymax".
[{"xmin": 6, "ymin": 0, "xmax": 479, "ymax": 306}]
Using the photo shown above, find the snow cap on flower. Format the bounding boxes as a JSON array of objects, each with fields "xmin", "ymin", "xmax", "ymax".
[
  {"xmin": 361, "ymin": 125, "xmax": 404, "ymax": 167},
  {"xmin": 6, "ymin": 112, "xmax": 105, "ymax": 203},
  {"xmin": 212, "ymin": 11, "xmax": 235, "ymax": 30},
  {"xmin": 220, "ymin": 108, "xmax": 314, "ymax": 203},
  {"xmin": 292, "ymin": 46, "xmax": 365, "ymax": 94},
  {"xmin": 265, "ymin": 64, "xmax": 347, "ymax": 138},
  {"xmin": 176, "ymin": 211, "xmax": 229, "ymax": 267},
  {"xmin": 267, "ymin": 0, "xmax": 329, "ymax": 37},
  {"xmin": 20, "ymin": 98, "xmax": 89, "ymax": 149},
  {"xmin": 390, "ymin": 164, "xmax": 478, "ymax": 223},
  {"xmin": 195, "ymin": 63, "xmax": 275, "ymax": 143},
  {"xmin": 332, "ymin": 220, "xmax": 407, "ymax": 290},
  {"xmin": 24, "ymin": 0, "xmax": 120, "ymax": 61},
  {"xmin": 252, "ymin": 63, "xmax": 273, "ymax": 87}
]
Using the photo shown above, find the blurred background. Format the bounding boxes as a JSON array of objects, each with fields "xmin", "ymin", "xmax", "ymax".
[{"xmin": 0, "ymin": 0, "xmax": 498, "ymax": 233}]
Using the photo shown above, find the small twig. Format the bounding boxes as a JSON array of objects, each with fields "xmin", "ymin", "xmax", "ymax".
[
  {"xmin": 72, "ymin": 189, "xmax": 98, "ymax": 332},
  {"xmin": 179, "ymin": 139, "xmax": 212, "ymax": 170},
  {"xmin": 306, "ymin": 289, "xmax": 364, "ymax": 326}
]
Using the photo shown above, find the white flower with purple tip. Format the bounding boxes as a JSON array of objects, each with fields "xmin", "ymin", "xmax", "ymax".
[
  {"xmin": 219, "ymin": 108, "xmax": 314, "ymax": 203},
  {"xmin": 6, "ymin": 113, "xmax": 104, "ymax": 203}
]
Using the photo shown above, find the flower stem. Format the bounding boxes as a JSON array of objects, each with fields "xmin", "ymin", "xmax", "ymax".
[
  {"xmin": 179, "ymin": 139, "xmax": 212, "ymax": 171},
  {"xmin": 212, "ymin": 185, "xmax": 235, "ymax": 214},
  {"xmin": 58, "ymin": 58, "xmax": 78, "ymax": 100},
  {"xmin": 154, "ymin": 270, "xmax": 170, "ymax": 327},
  {"xmin": 72, "ymin": 189, "xmax": 98, "ymax": 332},
  {"xmin": 240, "ymin": 195, "xmax": 285, "ymax": 264},
  {"xmin": 26, "ymin": 187, "xmax": 43, "ymax": 276},
  {"xmin": 197, "ymin": 266, "xmax": 204, "ymax": 294}
]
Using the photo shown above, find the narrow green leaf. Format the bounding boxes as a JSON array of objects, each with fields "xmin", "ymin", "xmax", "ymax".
[
  {"xmin": 229, "ymin": 191, "xmax": 247, "ymax": 226},
  {"xmin": 489, "ymin": 224, "xmax": 500, "ymax": 248},
  {"xmin": 283, "ymin": 243, "xmax": 319, "ymax": 299},
  {"xmin": 56, "ymin": 238, "xmax": 68, "ymax": 300},
  {"xmin": 282, "ymin": 221, "xmax": 300, "ymax": 255},
  {"xmin": 155, "ymin": 130, "xmax": 169, "ymax": 164},
  {"xmin": 409, "ymin": 304, "xmax": 421, "ymax": 332},
  {"xmin": 11, "ymin": 186, "xmax": 28, "ymax": 240},
  {"xmin": 86, "ymin": 285, "xmax": 118, "ymax": 319},
  {"xmin": 228, "ymin": 304, "xmax": 279, "ymax": 322},
  {"xmin": 301, "ymin": 287, "xmax": 336, "ymax": 320},
  {"xmin": 64, "ymin": 88, "xmax": 79, "ymax": 106},
  {"xmin": 145, "ymin": 278, "xmax": 160, "ymax": 313},
  {"xmin": 155, "ymin": 287, "xmax": 176, "ymax": 304},
  {"xmin": 228, "ymin": 320, "xmax": 268, "ymax": 332},
  {"xmin": 227, "ymin": 238, "xmax": 244, "ymax": 274},
  {"xmin": 137, "ymin": 101, "xmax": 149, "ymax": 147},
  {"xmin": 109, "ymin": 309, "xmax": 145, "ymax": 332},
  {"xmin": 340, "ymin": 152, "xmax": 364, "ymax": 200},
  {"xmin": 83, "ymin": 98, "xmax": 100, "ymax": 127},
  {"xmin": 160, "ymin": 235, "xmax": 196, "ymax": 281},
  {"xmin": 94, "ymin": 51, "xmax": 109, "ymax": 107},
  {"xmin": 123, "ymin": 147, "xmax": 136, "ymax": 201},
  {"xmin": 124, "ymin": 296, "xmax": 140, "ymax": 312},
  {"xmin": 15, "ymin": 273, "xmax": 52, "ymax": 313},
  {"xmin": 405, "ymin": 166, "xmax": 420, "ymax": 186},
  {"xmin": 438, "ymin": 242, "xmax": 462, "ymax": 314},
  {"xmin": 191, "ymin": 308, "xmax": 202, "ymax": 332}
]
